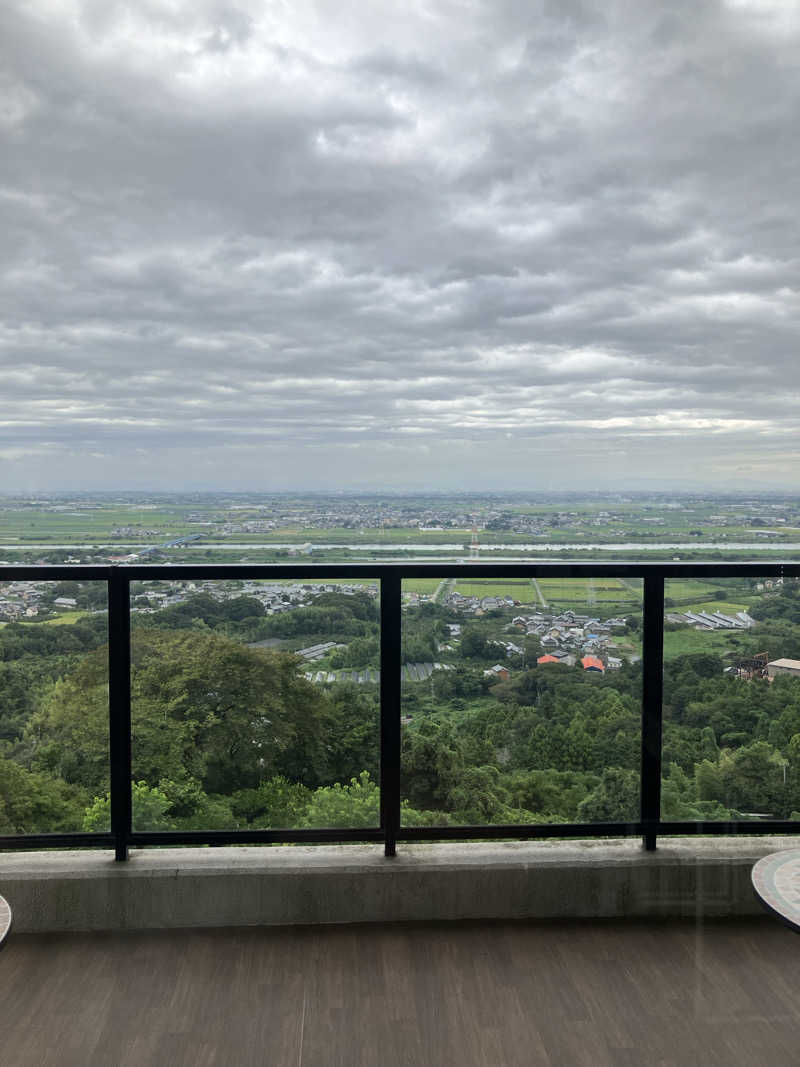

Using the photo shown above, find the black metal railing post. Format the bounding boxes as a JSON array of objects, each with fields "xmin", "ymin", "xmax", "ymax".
[
  {"xmin": 380, "ymin": 573, "xmax": 402, "ymax": 857},
  {"xmin": 108, "ymin": 572, "xmax": 132, "ymax": 861},
  {"xmin": 640, "ymin": 575, "xmax": 665, "ymax": 851}
]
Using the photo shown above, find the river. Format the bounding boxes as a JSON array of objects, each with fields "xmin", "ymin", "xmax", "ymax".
[{"xmin": 2, "ymin": 541, "xmax": 800, "ymax": 553}]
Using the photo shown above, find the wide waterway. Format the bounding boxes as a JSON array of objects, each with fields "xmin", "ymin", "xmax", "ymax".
[{"xmin": 2, "ymin": 541, "xmax": 800, "ymax": 553}]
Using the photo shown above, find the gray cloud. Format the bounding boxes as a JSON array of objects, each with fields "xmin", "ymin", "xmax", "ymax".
[{"xmin": 1, "ymin": 0, "xmax": 799, "ymax": 490}]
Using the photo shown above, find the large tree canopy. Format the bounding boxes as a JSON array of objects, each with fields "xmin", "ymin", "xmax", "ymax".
[{"xmin": 25, "ymin": 629, "xmax": 333, "ymax": 796}]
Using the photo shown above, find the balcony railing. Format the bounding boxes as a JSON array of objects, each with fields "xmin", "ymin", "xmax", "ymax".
[{"xmin": 0, "ymin": 561, "xmax": 798, "ymax": 860}]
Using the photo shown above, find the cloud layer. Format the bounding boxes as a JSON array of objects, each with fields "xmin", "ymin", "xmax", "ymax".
[{"xmin": 2, "ymin": 0, "xmax": 799, "ymax": 489}]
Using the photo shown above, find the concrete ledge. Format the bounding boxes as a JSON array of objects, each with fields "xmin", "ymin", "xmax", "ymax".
[{"xmin": 0, "ymin": 836, "xmax": 791, "ymax": 933}]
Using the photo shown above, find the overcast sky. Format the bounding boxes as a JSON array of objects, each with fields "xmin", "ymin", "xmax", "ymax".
[{"xmin": 1, "ymin": 0, "xmax": 799, "ymax": 492}]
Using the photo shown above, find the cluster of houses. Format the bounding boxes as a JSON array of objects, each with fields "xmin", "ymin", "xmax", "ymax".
[
  {"xmin": 2, "ymin": 576, "xmax": 380, "ymax": 623},
  {"xmin": 0, "ymin": 581, "xmax": 43, "ymax": 620},
  {"xmin": 483, "ymin": 650, "xmax": 610, "ymax": 681},
  {"xmin": 445, "ymin": 592, "xmax": 516, "ymax": 614},
  {"xmin": 131, "ymin": 580, "xmax": 377, "ymax": 615},
  {"xmin": 665, "ymin": 609, "xmax": 755, "ymax": 631},
  {"xmin": 514, "ymin": 609, "xmax": 629, "ymax": 669},
  {"xmin": 474, "ymin": 611, "xmax": 631, "ymax": 681},
  {"xmin": 0, "ymin": 581, "xmax": 84, "ymax": 621}
]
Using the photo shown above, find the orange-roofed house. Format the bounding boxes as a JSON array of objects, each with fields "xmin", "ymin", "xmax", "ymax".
[
  {"xmin": 537, "ymin": 654, "xmax": 560, "ymax": 665},
  {"xmin": 581, "ymin": 655, "xmax": 605, "ymax": 672}
]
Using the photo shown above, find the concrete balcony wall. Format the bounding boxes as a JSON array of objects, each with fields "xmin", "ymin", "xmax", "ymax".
[{"xmin": 0, "ymin": 836, "xmax": 788, "ymax": 934}]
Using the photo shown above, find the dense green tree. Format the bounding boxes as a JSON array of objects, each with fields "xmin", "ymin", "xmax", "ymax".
[
  {"xmin": 302, "ymin": 770, "xmax": 380, "ymax": 828},
  {"xmin": 401, "ymin": 718, "xmax": 465, "ymax": 811},
  {"xmin": 328, "ymin": 637, "xmax": 379, "ymax": 669},
  {"xmin": 445, "ymin": 765, "xmax": 515, "ymax": 823},
  {"xmin": 718, "ymin": 741, "xmax": 787, "ymax": 815},
  {"xmin": 459, "ymin": 629, "xmax": 488, "ymax": 659},
  {"xmin": 751, "ymin": 580, "xmax": 800, "ymax": 624},
  {"xmin": 401, "ymin": 632, "xmax": 437, "ymax": 665},
  {"xmin": 23, "ymin": 650, "xmax": 110, "ymax": 789},
  {"xmin": 0, "ymin": 660, "xmax": 45, "ymax": 741},
  {"xmin": 321, "ymin": 684, "xmax": 379, "ymax": 783},
  {"xmin": 147, "ymin": 593, "xmax": 266, "ymax": 632},
  {"xmin": 231, "ymin": 777, "xmax": 312, "ymax": 827},
  {"xmin": 24, "ymin": 630, "xmax": 332, "ymax": 796},
  {"xmin": 431, "ymin": 668, "xmax": 486, "ymax": 702},
  {"xmin": 505, "ymin": 768, "xmax": 599, "ymax": 821},
  {"xmin": 83, "ymin": 781, "xmax": 174, "ymax": 832},
  {"xmin": 0, "ymin": 614, "xmax": 107, "ymax": 661},
  {"xmin": 578, "ymin": 767, "xmax": 639, "ymax": 822},
  {"xmin": 0, "ymin": 755, "xmax": 87, "ymax": 834},
  {"xmin": 661, "ymin": 761, "xmax": 731, "ymax": 821}
]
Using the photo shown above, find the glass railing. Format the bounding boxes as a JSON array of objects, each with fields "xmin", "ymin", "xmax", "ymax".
[{"xmin": 0, "ymin": 562, "xmax": 798, "ymax": 858}]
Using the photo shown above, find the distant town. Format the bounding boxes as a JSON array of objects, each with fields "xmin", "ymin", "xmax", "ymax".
[{"xmin": 1, "ymin": 489, "xmax": 800, "ymax": 566}]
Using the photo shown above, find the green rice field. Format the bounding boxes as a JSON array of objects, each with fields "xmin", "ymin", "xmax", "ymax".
[
  {"xmin": 536, "ymin": 577, "xmax": 641, "ymax": 605},
  {"xmin": 402, "ymin": 578, "xmax": 445, "ymax": 595},
  {"xmin": 297, "ymin": 578, "xmax": 378, "ymax": 589},
  {"xmin": 39, "ymin": 610, "xmax": 91, "ymax": 626},
  {"xmin": 0, "ymin": 507, "xmax": 187, "ymax": 542},
  {"xmin": 1, "ymin": 610, "xmax": 91, "ymax": 628},
  {"xmin": 663, "ymin": 628, "xmax": 753, "ymax": 660},
  {"xmin": 454, "ymin": 580, "xmax": 537, "ymax": 603}
]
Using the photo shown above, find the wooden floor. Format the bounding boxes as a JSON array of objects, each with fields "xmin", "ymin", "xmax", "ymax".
[{"xmin": 0, "ymin": 918, "xmax": 799, "ymax": 1065}]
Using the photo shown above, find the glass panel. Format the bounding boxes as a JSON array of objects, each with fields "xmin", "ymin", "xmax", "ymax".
[
  {"xmin": 130, "ymin": 577, "xmax": 379, "ymax": 831},
  {"xmin": 400, "ymin": 575, "xmax": 643, "ymax": 827},
  {"xmin": 0, "ymin": 580, "xmax": 109, "ymax": 834},
  {"xmin": 662, "ymin": 575, "xmax": 800, "ymax": 821}
]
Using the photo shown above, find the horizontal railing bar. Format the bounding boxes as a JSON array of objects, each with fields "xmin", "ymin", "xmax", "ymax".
[
  {"xmin": 1, "ymin": 561, "xmax": 799, "ymax": 581},
  {"xmin": 657, "ymin": 821, "xmax": 800, "ymax": 835},
  {"xmin": 0, "ymin": 833, "xmax": 115, "ymax": 849},
  {"xmin": 128, "ymin": 828, "xmax": 384, "ymax": 845},
  {"xmin": 397, "ymin": 823, "xmax": 643, "ymax": 840},
  {"xmin": 150, "ymin": 821, "xmax": 800, "ymax": 844},
  {"xmin": 0, "ymin": 566, "xmax": 115, "ymax": 580},
  {"xmin": 4, "ymin": 822, "xmax": 800, "ymax": 852}
]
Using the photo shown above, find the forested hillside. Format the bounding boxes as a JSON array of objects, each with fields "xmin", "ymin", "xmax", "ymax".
[{"xmin": 2, "ymin": 582, "xmax": 800, "ymax": 836}]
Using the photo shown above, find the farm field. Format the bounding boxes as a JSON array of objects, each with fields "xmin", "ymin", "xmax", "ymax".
[
  {"xmin": 536, "ymin": 577, "xmax": 641, "ymax": 605},
  {"xmin": 38, "ymin": 610, "xmax": 93, "ymax": 626},
  {"xmin": 610, "ymin": 627, "xmax": 753, "ymax": 662},
  {"xmin": 231, "ymin": 527, "xmax": 473, "ymax": 544},
  {"xmin": 662, "ymin": 628, "xmax": 753, "ymax": 660},
  {"xmin": 402, "ymin": 578, "xmax": 444, "ymax": 595},
  {"xmin": 664, "ymin": 579, "xmax": 756, "ymax": 603},
  {"xmin": 3, "ymin": 494, "xmax": 800, "ymax": 568},
  {"xmin": 454, "ymin": 580, "xmax": 538, "ymax": 603},
  {"xmin": 608, "ymin": 634, "xmax": 640, "ymax": 654},
  {"xmin": 0, "ymin": 611, "xmax": 92, "ymax": 628},
  {"xmin": 0, "ymin": 507, "xmax": 191, "ymax": 542}
]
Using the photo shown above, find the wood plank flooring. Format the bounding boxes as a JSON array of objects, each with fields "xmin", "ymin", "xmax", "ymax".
[{"xmin": 0, "ymin": 918, "xmax": 798, "ymax": 1066}]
